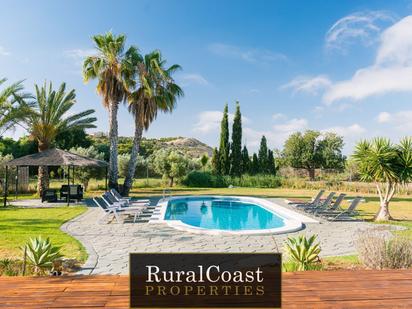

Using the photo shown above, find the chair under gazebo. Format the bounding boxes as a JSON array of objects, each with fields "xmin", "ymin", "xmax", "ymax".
[{"xmin": 3, "ymin": 148, "xmax": 108, "ymax": 206}]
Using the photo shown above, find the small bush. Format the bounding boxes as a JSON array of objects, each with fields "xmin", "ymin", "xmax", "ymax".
[
  {"xmin": 356, "ymin": 232, "xmax": 412, "ymax": 269},
  {"xmin": 284, "ymin": 235, "xmax": 322, "ymax": 271},
  {"xmin": 0, "ymin": 258, "xmax": 22, "ymax": 276},
  {"xmin": 22, "ymin": 236, "xmax": 62, "ymax": 275}
]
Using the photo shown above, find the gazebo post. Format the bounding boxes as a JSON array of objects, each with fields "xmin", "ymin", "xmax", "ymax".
[
  {"xmin": 3, "ymin": 166, "xmax": 8, "ymax": 207},
  {"xmin": 67, "ymin": 165, "xmax": 70, "ymax": 206},
  {"xmin": 72, "ymin": 166, "xmax": 75, "ymax": 185},
  {"xmin": 15, "ymin": 166, "xmax": 19, "ymax": 200}
]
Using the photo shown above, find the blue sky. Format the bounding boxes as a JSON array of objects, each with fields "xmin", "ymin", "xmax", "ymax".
[{"xmin": 1, "ymin": 0, "xmax": 412, "ymax": 154}]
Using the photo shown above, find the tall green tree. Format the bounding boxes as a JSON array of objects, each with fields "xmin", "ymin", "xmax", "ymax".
[
  {"xmin": 211, "ymin": 147, "xmax": 220, "ymax": 174},
  {"xmin": 218, "ymin": 104, "xmax": 230, "ymax": 175},
  {"xmin": 241, "ymin": 145, "xmax": 250, "ymax": 174},
  {"xmin": 353, "ymin": 137, "xmax": 412, "ymax": 221},
  {"xmin": 230, "ymin": 102, "xmax": 242, "ymax": 176},
  {"xmin": 267, "ymin": 149, "xmax": 276, "ymax": 175},
  {"xmin": 282, "ymin": 130, "xmax": 345, "ymax": 180},
  {"xmin": 258, "ymin": 135, "xmax": 269, "ymax": 173},
  {"xmin": 200, "ymin": 154, "xmax": 209, "ymax": 171},
  {"xmin": 251, "ymin": 153, "xmax": 260, "ymax": 175},
  {"xmin": 83, "ymin": 32, "xmax": 135, "ymax": 190},
  {"xmin": 25, "ymin": 82, "xmax": 96, "ymax": 195},
  {"xmin": 122, "ymin": 50, "xmax": 183, "ymax": 196},
  {"xmin": 0, "ymin": 78, "xmax": 32, "ymax": 136}
]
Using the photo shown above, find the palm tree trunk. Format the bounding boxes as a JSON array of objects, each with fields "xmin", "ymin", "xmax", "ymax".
[
  {"xmin": 37, "ymin": 143, "xmax": 49, "ymax": 197},
  {"xmin": 122, "ymin": 122, "xmax": 143, "ymax": 196},
  {"xmin": 108, "ymin": 101, "xmax": 119, "ymax": 190},
  {"xmin": 375, "ymin": 201, "xmax": 392, "ymax": 221},
  {"xmin": 37, "ymin": 166, "xmax": 49, "ymax": 197}
]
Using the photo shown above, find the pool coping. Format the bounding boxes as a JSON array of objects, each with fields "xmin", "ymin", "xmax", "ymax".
[{"xmin": 149, "ymin": 195, "xmax": 318, "ymax": 235}]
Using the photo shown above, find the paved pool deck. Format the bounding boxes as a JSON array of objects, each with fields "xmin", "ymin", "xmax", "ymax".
[{"xmin": 62, "ymin": 198, "xmax": 398, "ymax": 275}]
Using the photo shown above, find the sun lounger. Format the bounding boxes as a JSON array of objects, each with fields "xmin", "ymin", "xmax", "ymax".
[
  {"xmin": 110, "ymin": 188, "xmax": 150, "ymax": 206},
  {"xmin": 94, "ymin": 197, "xmax": 143, "ymax": 223},
  {"xmin": 304, "ymin": 192, "xmax": 335, "ymax": 212},
  {"xmin": 294, "ymin": 190, "xmax": 325, "ymax": 208},
  {"xmin": 313, "ymin": 193, "xmax": 346, "ymax": 215},
  {"xmin": 102, "ymin": 192, "xmax": 150, "ymax": 208},
  {"xmin": 323, "ymin": 197, "xmax": 362, "ymax": 221}
]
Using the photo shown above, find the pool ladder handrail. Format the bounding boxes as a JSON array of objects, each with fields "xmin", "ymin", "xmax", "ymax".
[{"xmin": 162, "ymin": 188, "xmax": 172, "ymax": 201}]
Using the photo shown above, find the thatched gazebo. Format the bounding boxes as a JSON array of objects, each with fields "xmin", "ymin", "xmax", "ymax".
[{"xmin": 3, "ymin": 148, "xmax": 108, "ymax": 206}]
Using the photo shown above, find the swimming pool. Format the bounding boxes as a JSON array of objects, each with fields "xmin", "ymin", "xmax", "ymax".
[{"xmin": 154, "ymin": 196, "xmax": 307, "ymax": 235}]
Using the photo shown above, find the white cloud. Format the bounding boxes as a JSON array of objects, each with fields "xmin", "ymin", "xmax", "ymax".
[
  {"xmin": 322, "ymin": 124, "xmax": 366, "ymax": 137},
  {"xmin": 193, "ymin": 110, "xmax": 249, "ymax": 134},
  {"xmin": 281, "ymin": 75, "xmax": 331, "ymax": 95},
  {"xmin": 64, "ymin": 48, "xmax": 95, "ymax": 65},
  {"xmin": 0, "ymin": 46, "xmax": 10, "ymax": 56},
  {"xmin": 208, "ymin": 43, "xmax": 287, "ymax": 64},
  {"xmin": 376, "ymin": 110, "xmax": 412, "ymax": 131},
  {"xmin": 325, "ymin": 11, "xmax": 394, "ymax": 52},
  {"xmin": 272, "ymin": 113, "xmax": 287, "ymax": 120},
  {"xmin": 324, "ymin": 15, "xmax": 412, "ymax": 104},
  {"xmin": 244, "ymin": 117, "xmax": 308, "ymax": 149},
  {"xmin": 377, "ymin": 111, "xmax": 392, "ymax": 123},
  {"xmin": 273, "ymin": 118, "xmax": 308, "ymax": 132},
  {"xmin": 178, "ymin": 73, "xmax": 209, "ymax": 87},
  {"xmin": 64, "ymin": 48, "xmax": 95, "ymax": 59}
]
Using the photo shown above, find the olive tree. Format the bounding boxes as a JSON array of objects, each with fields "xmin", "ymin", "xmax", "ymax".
[
  {"xmin": 353, "ymin": 137, "xmax": 412, "ymax": 221},
  {"xmin": 282, "ymin": 130, "xmax": 345, "ymax": 180},
  {"xmin": 69, "ymin": 146, "xmax": 105, "ymax": 191},
  {"xmin": 152, "ymin": 150, "xmax": 190, "ymax": 187}
]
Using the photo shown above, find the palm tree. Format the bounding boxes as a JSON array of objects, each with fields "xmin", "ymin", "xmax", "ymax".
[
  {"xmin": 0, "ymin": 78, "xmax": 32, "ymax": 136},
  {"xmin": 353, "ymin": 137, "xmax": 412, "ymax": 221},
  {"xmin": 82, "ymin": 32, "xmax": 136, "ymax": 190},
  {"xmin": 26, "ymin": 82, "xmax": 96, "ymax": 195},
  {"xmin": 122, "ymin": 50, "xmax": 183, "ymax": 196}
]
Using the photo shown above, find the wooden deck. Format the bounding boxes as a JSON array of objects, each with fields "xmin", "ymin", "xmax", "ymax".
[{"xmin": 0, "ymin": 270, "xmax": 411, "ymax": 308}]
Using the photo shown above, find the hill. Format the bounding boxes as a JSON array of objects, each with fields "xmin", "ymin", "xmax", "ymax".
[{"xmin": 89, "ymin": 133, "xmax": 213, "ymax": 159}]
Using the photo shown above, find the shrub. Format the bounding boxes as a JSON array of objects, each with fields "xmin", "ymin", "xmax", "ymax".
[
  {"xmin": 284, "ymin": 235, "xmax": 321, "ymax": 271},
  {"xmin": 356, "ymin": 232, "xmax": 412, "ymax": 269},
  {"xmin": 182, "ymin": 171, "xmax": 227, "ymax": 188},
  {"xmin": 182, "ymin": 171, "xmax": 281, "ymax": 188},
  {"xmin": 22, "ymin": 236, "xmax": 62, "ymax": 275},
  {"xmin": 0, "ymin": 258, "xmax": 22, "ymax": 276},
  {"xmin": 229, "ymin": 174, "xmax": 282, "ymax": 188}
]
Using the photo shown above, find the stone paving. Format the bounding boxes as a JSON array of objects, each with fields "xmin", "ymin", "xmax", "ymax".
[{"xmin": 62, "ymin": 198, "xmax": 398, "ymax": 275}]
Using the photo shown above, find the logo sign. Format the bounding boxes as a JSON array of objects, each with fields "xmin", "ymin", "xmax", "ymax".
[{"xmin": 130, "ymin": 253, "xmax": 281, "ymax": 308}]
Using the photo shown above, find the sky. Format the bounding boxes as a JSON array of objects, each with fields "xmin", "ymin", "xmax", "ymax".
[{"xmin": 1, "ymin": 0, "xmax": 412, "ymax": 154}]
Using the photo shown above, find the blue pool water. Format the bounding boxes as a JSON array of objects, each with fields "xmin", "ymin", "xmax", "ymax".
[{"xmin": 164, "ymin": 197, "xmax": 285, "ymax": 231}]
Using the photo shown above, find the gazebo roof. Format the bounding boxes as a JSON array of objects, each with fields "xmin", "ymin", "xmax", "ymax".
[{"xmin": 4, "ymin": 148, "xmax": 108, "ymax": 167}]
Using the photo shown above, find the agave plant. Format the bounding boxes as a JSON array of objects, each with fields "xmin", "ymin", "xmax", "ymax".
[
  {"xmin": 284, "ymin": 235, "xmax": 321, "ymax": 271},
  {"xmin": 22, "ymin": 236, "xmax": 62, "ymax": 275}
]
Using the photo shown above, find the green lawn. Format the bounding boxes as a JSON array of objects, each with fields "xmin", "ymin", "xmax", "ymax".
[{"xmin": 0, "ymin": 206, "xmax": 87, "ymax": 261}]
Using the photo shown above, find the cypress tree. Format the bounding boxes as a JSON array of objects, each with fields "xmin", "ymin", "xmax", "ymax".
[
  {"xmin": 230, "ymin": 102, "xmax": 242, "ymax": 176},
  {"xmin": 267, "ymin": 149, "xmax": 276, "ymax": 175},
  {"xmin": 258, "ymin": 135, "xmax": 269, "ymax": 173},
  {"xmin": 218, "ymin": 104, "xmax": 230, "ymax": 175},
  {"xmin": 211, "ymin": 147, "xmax": 220, "ymax": 174},
  {"xmin": 241, "ymin": 145, "xmax": 250, "ymax": 174},
  {"xmin": 251, "ymin": 153, "xmax": 260, "ymax": 175}
]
